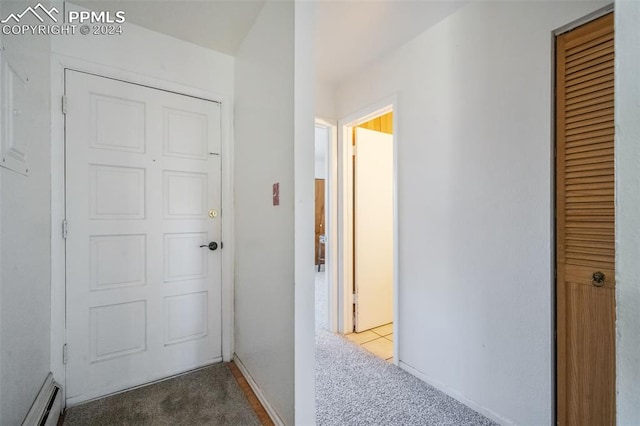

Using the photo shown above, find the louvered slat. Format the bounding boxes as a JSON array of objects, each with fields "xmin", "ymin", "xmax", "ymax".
[
  {"xmin": 565, "ymin": 100, "xmax": 613, "ymax": 118},
  {"xmin": 566, "ymin": 61, "xmax": 612, "ymax": 84},
  {"xmin": 565, "ymin": 88, "xmax": 614, "ymax": 107},
  {"xmin": 565, "ymin": 160, "xmax": 613, "ymax": 172},
  {"xmin": 566, "ymin": 152, "xmax": 613, "ymax": 166},
  {"xmin": 565, "ymin": 235, "xmax": 614, "ymax": 244},
  {"xmin": 565, "ymin": 93, "xmax": 613, "ymax": 112},
  {"xmin": 566, "ymin": 195, "xmax": 614, "ymax": 204},
  {"xmin": 565, "ymin": 52, "xmax": 614, "ymax": 76},
  {"xmin": 566, "ymin": 177, "xmax": 614, "ymax": 187},
  {"xmin": 566, "ymin": 41, "xmax": 614, "ymax": 65},
  {"xmin": 565, "ymin": 109, "xmax": 614, "ymax": 127},
  {"xmin": 565, "ymin": 121, "xmax": 614, "ymax": 137},
  {"xmin": 566, "ymin": 143, "xmax": 614, "ymax": 156},
  {"xmin": 566, "ymin": 73, "xmax": 613, "ymax": 94},
  {"xmin": 565, "ymin": 30, "xmax": 612, "ymax": 53},
  {"xmin": 566, "ymin": 136, "xmax": 613, "ymax": 150}
]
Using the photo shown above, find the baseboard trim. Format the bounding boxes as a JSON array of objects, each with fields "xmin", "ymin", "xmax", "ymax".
[
  {"xmin": 398, "ymin": 361, "xmax": 515, "ymax": 426},
  {"xmin": 233, "ymin": 355, "xmax": 285, "ymax": 426}
]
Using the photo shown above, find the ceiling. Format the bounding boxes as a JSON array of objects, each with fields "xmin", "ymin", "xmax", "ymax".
[
  {"xmin": 314, "ymin": 1, "xmax": 466, "ymax": 84},
  {"xmin": 70, "ymin": 0, "xmax": 466, "ymax": 85},
  {"xmin": 71, "ymin": 1, "xmax": 266, "ymax": 56}
]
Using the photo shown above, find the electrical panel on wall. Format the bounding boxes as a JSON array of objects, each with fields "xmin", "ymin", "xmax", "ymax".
[{"xmin": 0, "ymin": 47, "xmax": 30, "ymax": 176}]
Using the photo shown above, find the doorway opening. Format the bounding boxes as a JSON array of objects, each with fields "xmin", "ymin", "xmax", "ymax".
[{"xmin": 337, "ymin": 101, "xmax": 397, "ymax": 363}]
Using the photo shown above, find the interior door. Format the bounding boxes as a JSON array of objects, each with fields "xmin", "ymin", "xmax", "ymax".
[
  {"xmin": 315, "ymin": 179, "xmax": 325, "ymax": 265},
  {"xmin": 556, "ymin": 13, "xmax": 615, "ymax": 425},
  {"xmin": 65, "ymin": 70, "xmax": 222, "ymax": 404},
  {"xmin": 354, "ymin": 127, "xmax": 393, "ymax": 332}
]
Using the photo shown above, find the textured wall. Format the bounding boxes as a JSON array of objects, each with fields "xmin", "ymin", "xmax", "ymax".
[
  {"xmin": 615, "ymin": 0, "xmax": 640, "ymax": 422},
  {"xmin": 0, "ymin": 1, "xmax": 52, "ymax": 423}
]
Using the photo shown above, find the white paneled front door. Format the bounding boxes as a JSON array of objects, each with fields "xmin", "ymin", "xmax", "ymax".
[{"xmin": 64, "ymin": 70, "xmax": 222, "ymax": 404}]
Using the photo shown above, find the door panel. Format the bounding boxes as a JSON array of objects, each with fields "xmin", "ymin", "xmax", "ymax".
[
  {"xmin": 566, "ymin": 284, "xmax": 615, "ymax": 425},
  {"xmin": 556, "ymin": 13, "xmax": 615, "ymax": 425},
  {"xmin": 354, "ymin": 127, "xmax": 393, "ymax": 332},
  {"xmin": 65, "ymin": 70, "xmax": 222, "ymax": 404},
  {"xmin": 315, "ymin": 179, "xmax": 325, "ymax": 265}
]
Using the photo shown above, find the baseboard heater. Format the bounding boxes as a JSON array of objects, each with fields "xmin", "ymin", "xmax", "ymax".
[{"xmin": 22, "ymin": 373, "xmax": 62, "ymax": 426}]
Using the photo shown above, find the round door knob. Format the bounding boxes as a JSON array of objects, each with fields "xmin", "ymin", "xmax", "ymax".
[
  {"xmin": 199, "ymin": 242, "xmax": 218, "ymax": 251},
  {"xmin": 592, "ymin": 271, "xmax": 605, "ymax": 287}
]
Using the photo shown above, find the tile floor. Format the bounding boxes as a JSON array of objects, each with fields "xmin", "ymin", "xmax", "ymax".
[
  {"xmin": 345, "ymin": 323, "xmax": 394, "ymax": 362},
  {"xmin": 315, "ymin": 269, "xmax": 394, "ymax": 362}
]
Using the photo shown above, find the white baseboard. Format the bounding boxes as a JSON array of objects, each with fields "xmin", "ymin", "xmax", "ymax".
[
  {"xmin": 22, "ymin": 373, "xmax": 62, "ymax": 426},
  {"xmin": 233, "ymin": 355, "xmax": 285, "ymax": 426},
  {"xmin": 398, "ymin": 361, "xmax": 515, "ymax": 426}
]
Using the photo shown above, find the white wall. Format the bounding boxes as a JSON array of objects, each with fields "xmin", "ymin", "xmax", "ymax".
[
  {"xmin": 233, "ymin": 1, "xmax": 295, "ymax": 424},
  {"xmin": 315, "ymin": 126, "xmax": 328, "ymax": 179},
  {"xmin": 615, "ymin": 1, "xmax": 640, "ymax": 422},
  {"xmin": 315, "ymin": 78, "xmax": 336, "ymax": 120},
  {"xmin": 0, "ymin": 2, "xmax": 52, "ymax": 424},
  {"xmin": 51, "ymin": 2, "xmax": 234, "ymax": 93},
  {"xmin": 334, "ymin": 2, "xmax": 607, "ymax": 424},
  {"xmin": 294, "ymin": 2, "xmax": 316, "ymax": 423}
]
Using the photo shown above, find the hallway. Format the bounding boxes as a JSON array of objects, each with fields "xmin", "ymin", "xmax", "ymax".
[{"xmin": 2, "ymin": 2, "xmax": 637, "ymax": 425}]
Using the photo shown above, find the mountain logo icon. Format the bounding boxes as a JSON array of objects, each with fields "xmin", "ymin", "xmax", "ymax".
[{"xmin": 1, "ymin": 3, "xmax": 59, "ymax": 24}]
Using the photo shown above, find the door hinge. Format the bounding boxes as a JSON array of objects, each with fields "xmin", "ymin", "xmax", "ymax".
[
  {"xmin": 62, "ymin": 96, "xmax": 67, "ymax": 114},
  {"xmin": 352, "ymin": 299, "xmax": 357, "ymax": 332},
  {"xmin": 62, "ymin": 219, "xmax": 68, "ymax": 239},
  {"xmin": 62, "ymin": 344, "xmax": 68, "ymax": 365},
  {"xmin": 353, "ymin": 293, "xmax": 357, "ymax": 305},
  {"xmin": 352, "ymin": 145, "xmax": 356, "ymax": 156}
]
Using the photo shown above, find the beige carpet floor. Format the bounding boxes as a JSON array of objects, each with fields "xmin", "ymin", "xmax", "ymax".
[{"xmin": 63, "ymin": 363, "xmax": 260, "ymax": 426}]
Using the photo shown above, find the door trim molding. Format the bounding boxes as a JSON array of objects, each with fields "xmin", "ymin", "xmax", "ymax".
[
  {"xmin": 49, "ymin": 54, "xmax": 235, "ymax": 400},
  {"xmin": 315, "ymin": 118, "xmax": 338, "ymax": 334},
  {"xmin": 336, "ymin": 94, "xmax": 399, "ymax": 363},
  {"xmin": 552, "ymin": 3, "xmax": 613, "ymax": 36}
]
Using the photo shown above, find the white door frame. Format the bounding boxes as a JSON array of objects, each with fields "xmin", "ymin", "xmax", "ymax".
[
  {"xmin": 49, "ymin": 54, "xmax": 235, "ymax": 399},
  {"xmin": 315, "ymin": 118, "xmax": 338, "ymax": 333},
  {"xmin": 336, "ymin": 95, "xmax": 399, "ymax": 362}
]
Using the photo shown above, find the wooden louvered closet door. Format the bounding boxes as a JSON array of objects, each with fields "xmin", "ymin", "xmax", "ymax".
[{"xmin": 556, "ymin": 12, "xmax": 615, "ymax": 426}]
